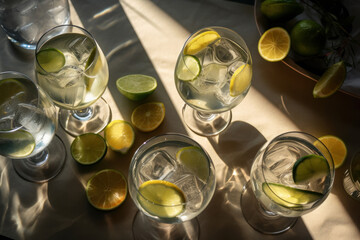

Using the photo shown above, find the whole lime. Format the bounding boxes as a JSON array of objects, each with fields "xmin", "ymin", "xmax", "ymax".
[
  {"xmin": 290, "ymin": 19, "xmax": 326, "ymax": 56},
  {"xmin": 260, "ymin": 0, "xmax": 304, "ymax": 22}
]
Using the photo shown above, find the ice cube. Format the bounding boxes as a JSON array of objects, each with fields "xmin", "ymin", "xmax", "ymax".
[
  {"xmin": 68, "ymin": 36, "xmax": 93, "ymax": 62},
  {"xmin": 174, "ymin": 174, "xmax": 203, "ymax": 211},
  {"xmin": 214, "ymin": 38, "xmax": 243, "ymax": 64},
  {"xmin": 192, "ymin": 63, "xmax": 228, "ymax": 93},
  {"xmin": 139, "ymin": 150, "xmax": 176, "ymax": 182}
]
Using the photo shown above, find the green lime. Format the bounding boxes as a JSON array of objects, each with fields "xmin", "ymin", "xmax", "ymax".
[
  {"xmin": 116, "ymin": 74, "xmax": 157, "ymax": 101},
  {"xmin": 313, "ymin": 61, "xmax": 346, "ymax": 98},
  {"xmin": 176, "ymin": 55, "xmax": 201, "ymax": 81},
  {"xmin": 176, "ymin": 146, "xmax": 209, "ymax": 181},
  {"xmin": 70, "ymin": 133, "xmax": 107, "ymax": 165},
  {"xmin": 36, "ymin": 48, "xmax": 66, "ymax": 73},
  {"xmin": 0, "ymin": 130, "xmax": 36, "ymax": 158},
  {"xmin": 290, "ymin": 19, "xmax": 326, "ymax": 56},
  {"xmin": 0, "ymin": 78, "xmax": 27, "ymax": 107},
  {"xmin": 261, "ymin": 0, "xmax": 304, "ymax": 22},
  {"xmin": 292, "ymin": 155, "xmax": 330, "ymax": 184},
  {"xmin": 263, "ymin": 183, "xmax": 323, "ymax": 208}
]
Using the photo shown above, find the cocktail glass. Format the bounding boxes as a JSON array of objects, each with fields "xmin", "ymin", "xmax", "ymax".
[
  {"xmin": 241, "ymin": 131, "xmax": 335, "ymax": 234},
  {"xmin": 343, "ymin": 151, "xmax": 360, "ymax": 200},
  {"xmin": 0, "ymin": 71, "xmax": 66, "ymax": 183},
  {"xmin": 128, "ymin": 133, "xmax": 216, "ymax": 239},
  {"xmin": 35, "ymin": 25, "xmax": 110, "ymax": 136},
  {"xmin": 175, "ymin": 26, "xmax": 252, "ymax": 136}
]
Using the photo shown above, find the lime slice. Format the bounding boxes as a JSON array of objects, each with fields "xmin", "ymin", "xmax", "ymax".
[
  {"xmin": 131, "ymin": 102, "xmax": 165, "ymax": 132},
  {"xmin": 292, "ymin": 155, "xmax": 330, "ymax": 184},
  {"xmin": 176, "ymin": 55, "xmax": 201, "ymax": 81},
  {"xmin": 313, "ymin": 61, "xmax": 346, "ymax": 98},
  {"xmin": 258, "ymin": 27, "xmax": 290, "ymax": 62},
  {"xmin": 229, "ymin": 63, "xmax": 252, "ymax": 97},
  {"xmin": 0, "ymin": 130, "xmax": 35, "ymax": 158},
  {"xmin": 137, "ymin": 180, "xmax": 185, "ymax": 218},
  {"xmin": 70, "ymin": 133, "xmax": 107, "ymax": 165},
  {"xmin": 86, "ymin": 169, "xmax": 127, "ymax": 211},
  {"xmin": 0, "ymin": 78, "xmax": 27, "ymax": 107},
  {"xmin": 184, "ymin": 30, "xmax": 220, "ymax": 55},
  {"xmin": 36, "ymin": 48, "xmax": 65, "ymax": 73},
  {"xmin": 116, "ymin": 74, "xmax": 157, "ymax": 101},
  {"xmin": 104, "ymin": 120, "xmax": 135, "ymax": 154},
  {"xmin": 263, "ymin": 183, "xmax": 323, "ymax": 208},
  {"xmin": 314, "ymin": 135, "xmax": 347, "ymax": 168},
  {"xmin": 176, "ymin": 146, "xmax": 209, "ymax": 181}
]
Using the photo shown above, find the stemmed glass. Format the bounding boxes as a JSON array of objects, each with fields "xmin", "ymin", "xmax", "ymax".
[
  {"xmin": 35, "ymin": 25, "xmax": 110, "ymax": 136},
  {"xmin": 128, "ymin": 133, "xmax": 216, "ymax": 239},
  {"xmin": 175, "ymin": 26, "xmax": 252, "ymax": 136},
  {"xmin": 343, "ymin": 151, "xmax": 360, "ymax": 200},
  {"xmin": 0, "ymin": 71, "xmax": 66, "ymax": 183},
  {"xmin": 241, "ymin": 131, "xmax": 335, "ymax": 234}
]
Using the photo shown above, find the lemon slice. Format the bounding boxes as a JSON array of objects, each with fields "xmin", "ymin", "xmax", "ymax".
[
  {"xmin": 313, "ymin": 61, "xmax": 346, "ymax": 98},
  {"xmin": 263, "ymin": 183, "xmax": 323, "ymax": 208},
  {"xmin": 36, "ymin": 48, "xmax": 65, "ymax": 73},
  {"xmin": 176, "ymin": 55, "xmax": 201, "ymax": 81},
  {"xmin": 258, "ymin": 27, "xmax": 290, "ymax": 62},
  {"xmin": 131, "ymin": 102, "xmax": 165, "ymax": 132},
  {"xmin": 0, "ymin": 78, "xmax": 27, "ymax": 107},
  {"xmin": 70, "ymin": 133, "xmax": 107, "ymax": 165},
  {"xmin": 116, "ymin": 74, "xmax": 157, "ymax": 101},
  {"xmin": 292, "ymin": 155, "xmax": 330, "ymax": 184},
  {"xmin": 104, "ymin": 120, "xmax": 135, "ymax": 154},
  {"xmin": 0, "ymin": 130, "xmax": 35, "ymax": 158},
  {"xmin": 86, "ymin": 169, "xmax": 127, "ymax": 211},
  {"xmin": 184, "ymin": 30, "xmax": 220, "ymax": 55},
  {"xmin": 229, "ymin": 63, "xmax": 252, "ymax": 97},
  {"xmin": 314, "ymin": 135, "xmax": 347, "ymax": 168},
  {"xmin": 176, "ymin": 146, "xmax": 209, "ymax": 181},
  {"xmin": 137, "ymin": 180, "xmax": 185, "ymax": 218}
]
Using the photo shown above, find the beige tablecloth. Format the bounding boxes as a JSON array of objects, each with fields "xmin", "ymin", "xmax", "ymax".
[{"xmin": 0, "ymin": 0, "xmax": 359, "ymax": 239}]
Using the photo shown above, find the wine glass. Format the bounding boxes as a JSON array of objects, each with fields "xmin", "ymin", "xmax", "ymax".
[
  {"xmin": 128, "ymin": 133, "xmax": 216, "ymax": 239},
  {"xmin": 0, "ymin": 71, "xmax": 66, "ymax": 183},
  {"xmin": 175, "ymin": 26, "xmax": 252, "ymax": 136},
  {"xmin": 343, "ymin": 151, "xmax": 360, "ymax": 200},
  {"xmin": 241, "ymin": 131, "xmax": 335, "ymax": 234},
  {"xmin": 35, "ymin": 25, "xmax": 110, "ymax": 136}
]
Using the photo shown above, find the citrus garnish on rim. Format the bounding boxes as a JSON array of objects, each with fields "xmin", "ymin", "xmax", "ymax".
[
  {"xmin": 104, "ymin": 120, "xmax": 135, "ymax": 154},
  {"xmin": 258, "ymin": 27, "xmax": 290, "ymax": 62},
  {"xmin": 70, "ymin": 133, "xmax": 107, "ymax": 165},
  {"xmin": 131, "ymin": 102, "xmax": 165, "ymax": 132}
]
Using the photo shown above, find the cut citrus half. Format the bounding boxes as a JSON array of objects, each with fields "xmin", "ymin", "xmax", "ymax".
[
  {"xmin": 292, "ymin": 155, "xmax": 330, "ymax": 184},
  {"xmin": 176, "ymin": 55, "xmax": 201, "ymax": 81},
  {"xmin": 104, "ymin": 120, "xmax": 135, "ymax": 154},
  {"xmin": 131, "ymin": 102, "xmax": 165, "ymax": 132},
  {"xmin": 36, "ymin": 48, "xmax": 65, "ymax": 73},
  {"xmin": 229, "ymin": 63, "xmax": 252, "ymax": 97},
  {"xmin": 86, "ymin": 169, "xmax": 127, "ymax": 211},
  {"xmin": 70, "ymin": 133, "xmax": 107, "ymax": 165},
  {"xmin": 263, "ymin": 183, "xmax": 323, "ymax": 208},
  {"xmin": 313, "ymin": 61, "xmax": 346, "ymax": 98},
  {"xmin": 184, "ymin": 30, "xmax": 220, "ymax": 55},
  {"xmin": 116, "ymin": 74, "xmax": 157, "ymax": 101},
  {"xmin": 0, "ymin": 130, "xmax": 35, "ymax": 158},
  {"xmin": 176, "ymin": 146, "xmax": 209, "ymax": 181},
  {"xmin": 137, "ymin": 180, "xmax": 185, "ymax": 218},
  {"xmin": 258, "ymin": 27, "xmax": 290, "ymax": 62},
  {"xmin": 314, "ymin": 135, "xmax": 347, "ymax": 168}
]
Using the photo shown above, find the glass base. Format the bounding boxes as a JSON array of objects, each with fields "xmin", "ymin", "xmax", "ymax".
[
  {"xmin": 343, "ymin": 169, "xmax": 360, "ymax": 200},
  {"xmin": 132, "ymin": 211, "xmax": 200, "ymax": 240},
  {"xmin": 12, "ymin": 135, "xmax": 66, "ymax": 183},
  {"xmin": 240, "ymin": 181, "xmax": 297, "ymax": 234},
  {"xmin": 182, "ymin": 104, "xmax": 231, "ymax": 137},
  {"xmin": 59, "ymin": 97, "xmax": 111, "ymax": 136}
]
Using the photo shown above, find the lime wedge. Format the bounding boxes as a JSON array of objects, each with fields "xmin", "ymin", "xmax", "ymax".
[
  {"xmin": 70, "ymin": 133, "xmax": 107, "ymax": 165},
  {"xmin": 176, "ymin": 146, "xmax": 209, "ymax": 181},
  {"xmin": 104, "ymin": 120, "xmax": 135, "ymax": 154},
  {"xmin": 137, "ymin": 180, "xmax": 185, "ymax": 218},
  {"xmin": 36, "ymin": 48, "xmax": 65, "ymax": 73},
  {"xmin": 116, "ymin": 74, "xmax": 157, "ymax": 101},
  {"xmin": 313, "ymin": 61, "xmax": 346, "ymax": 98},
  {"xmin": 263, "ymin": 183, "xmax": 323, "ymax": 208},
  {"xmin": 229, "ymin": 63, "xmax": 252, "ymax": 97},
  {"xmin": 0, "ymin": 130, "xmax": 35, "ymax": 158},
  {"xmin": 176, "ymin": 55, "xmax": 201, "ymax": 81},
  {"xmin": 184, "ymin": 30, "xmax": 220, "ymax": 55},
  {"xmin": 292, "ymin": 155, "xmax": 330, "ymax": 184}
]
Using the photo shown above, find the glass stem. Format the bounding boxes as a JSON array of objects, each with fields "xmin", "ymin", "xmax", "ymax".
[
  {"xmin": 195, "ymin": 111, "xmax": 216, "ymax": 121},
  {"xmin": 71, "ymin": 107, "xmax": 93, "ymax": 121},
  {"xmin": 27, "ymin": 149, "xmax": 49, "ymax": 166}
]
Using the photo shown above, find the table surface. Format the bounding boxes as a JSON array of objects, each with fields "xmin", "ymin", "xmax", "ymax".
[{"xmin": 0, "ymin": 0, "xmax": 359, "ymax": 239}]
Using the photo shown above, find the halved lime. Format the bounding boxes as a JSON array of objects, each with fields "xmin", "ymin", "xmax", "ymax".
[
  {"xmin": 263, "ymin": 183, "xmax": 323, "ymax": 208},
  {"xmin": 70, "ymin": 133, "xmax": 107, "ymax": 165},
  {"xmin": 229, "ymin": 63, "xmax": 252, "ymax": 97},
  {"xmin": 176, "ymin": 55, "xmax": 201, "ymax": 81},
  {"xmin": 292, "ymin": 154, "xmax": 330, "ymax": 184},
  {"xmin": 36, "ymin": 48, "xmax": 65, "ymax": 73},
  {"xmin": 184, "ymin": 30, "xmax": 220, "ymax": 55},
  {"xmin": 86, "ymin": 169, "xmax": 127, "ymax": 211},
  {"xmin": 137, "ymin": 180, "xmax": 185, "ymax": 218},
  {"xmin": 176, "ymin": 146, "xmax": 209, "ymax": 181},
  {"xmin": 0, "ymin": 130, "xmax": 35, "ymax": 158},
  {"xmin": 104, "ymin": 120, "xmax": 135, "ymax": 154},
  {"xmin": 116, "ymin": 74, "xmax": 157, "ymax": 101}
]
